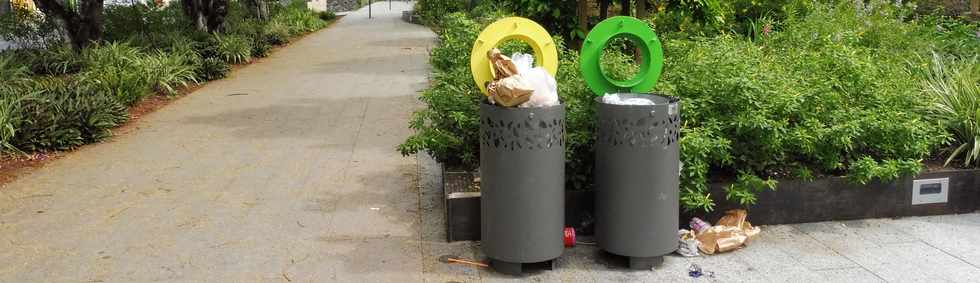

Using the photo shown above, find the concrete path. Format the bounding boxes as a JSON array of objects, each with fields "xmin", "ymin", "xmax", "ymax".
[
  {"xmin": 419, "ymin": 154, "xmax": 980, "ymax": 282},
  {"xmin": 0, "ymin": 2, "xmax": 433, "ymax": 282}
]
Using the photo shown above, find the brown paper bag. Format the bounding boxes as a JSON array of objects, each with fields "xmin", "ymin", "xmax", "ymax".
[
  {"xmin": 489, "ymin": 75, "xmax": 534, "ymax": 107},
  {"xmin": 488, "ymin": 49, "xmax": 519, "ymax": 79},
  {"xmin": 696, "ymin": 209, "xmax": 761, "ymax": 254}
]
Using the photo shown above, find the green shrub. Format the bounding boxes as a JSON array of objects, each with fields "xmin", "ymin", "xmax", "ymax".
[
  {"xmin": 403, "ymin": 0, "xmax": 975, "ymax": 212},
  {"xmin": 2, "ymin": 47, "xmax": 84, "ymax": 75},
  {"xmin": 0, "ymin": 55, "xmax": 30, "ymax": 91},
  {"xmin": 0, "ymin": 56, "xmax": 30, "ymax": 153},
  {"xmin": 198, "ymin": 57, "xmax": 231, "ymax": 80},
  {"xmin": 10, "ymin": 79, "xmax": 129, "ymax": 152},
  {"xmin": 145, "ymin": 50, "xmax": 200, "ymax": 95},
  {"xmin": 414, "ymin": 0, "xmax": 468, "ymax": 26},
  {"xmin": 657, "ymin": 1, "xmax": 949, "ymax": 207},
  {"xmin": 317, "ymin": 11, "xmax": 337, "ymax": 22},
  {"xmin": 263, "ymin": 21, "xmax": 292, "ymax": 45},
  {"xmin": 926, "ymin": 53, "xmax": 980, "ymax": 167},
  {"xmin": 79, "ymin": 43, "xmax": 157, "ymax": 106},
  {"xmin": 274, "ymin": 0, "xmax": 328, "ymax": 36},
  {"xmin": 212, "ymin": 35, "xmax": 253, "ymax": 64},
  {"xmin": 104, "ymin": 3, "xmax": 194, "ymax": 46}
]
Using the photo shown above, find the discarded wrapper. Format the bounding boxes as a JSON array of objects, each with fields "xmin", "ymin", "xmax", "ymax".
[
  {"xmin": 677, "ymin": 229, "xmax": 700, "ymax": 257},
  {"xmin": 695, "ymin": 209, "xmax": 761, "ymax": 255},
  {"xmin": 485, "ymin": 48, "xmax": 535, "ymax": 107},
  {"xmin": 488, "ymin": 49, "xmax": 519, "ymax": 79},
  {"xmin": 689, "ymin": 217, "xmax": 710, "ymax": 234},
  {"xmin": 488, "ymin": 75, "xmax": 534, "ymax": 106}
]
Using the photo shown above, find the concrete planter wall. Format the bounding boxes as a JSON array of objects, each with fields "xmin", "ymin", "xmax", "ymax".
[
  {"xmin": 685, "ymin": 169, "xmax": 980, "ymax": 226},
  {"xmin": 444, "ymin": 168, "xmax": 980, "ymax": 241}
]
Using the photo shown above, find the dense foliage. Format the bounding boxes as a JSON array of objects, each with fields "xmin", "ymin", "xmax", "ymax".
[
  {"xmin": 401, "ymin": 0, "xmax": 980, "ymax": 211},
  {"xmin": 0, "ymin": 0, "xmax": 331, "ymax": 154}
]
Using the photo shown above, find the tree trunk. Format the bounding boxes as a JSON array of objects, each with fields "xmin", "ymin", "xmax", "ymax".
[
  {"xmin": 599, "ymin": 0, "xmax": 608, "ymax": 19},
  {"xmin": 971, "ymin": 0, "xmax": 979, "ymax": 18},
  {"xmin": 245, "ymin": 0, "xmax": 270, "ymax": 21},
  {"xmin": 637, "ymin": 0, "xmax": 648, "ymax": 19},
  {"xmin": 34, "ymin": 0, "xmax": 105, "ymax": 50},
  {"xmin": 183, "ymin": 0, "xmax": 228, "ymax": 33},
  {"xmin": 620, "ymin": 0, "xmax": 629, "ymax": 16}
]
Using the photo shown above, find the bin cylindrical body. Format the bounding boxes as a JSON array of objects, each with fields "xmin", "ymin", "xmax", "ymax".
[
  {"xmin": 595, "ymin": 93, "xmax": 680, "ymax": 258},
  {"xmin": 479, "ymin": 103, "xmax": 565, "ymax": 264}
]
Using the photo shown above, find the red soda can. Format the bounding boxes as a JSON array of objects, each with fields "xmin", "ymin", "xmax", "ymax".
[{"xmin": 563, "ymin": 227, "xmax": 576, "ymax": 247}]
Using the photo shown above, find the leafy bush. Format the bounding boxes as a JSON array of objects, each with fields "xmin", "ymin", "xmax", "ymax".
[
  {"xmin": 144, "ymin": 50, "xmax": 200, "ymax": 95},
  {"xmin": 211, "ymin": 35, "xmax": 253, "ymax": 64},
  {"xmin": 414, "ymin": 0, "xmax": 468, "ymax": 26},
  {"xmin": 2, "ymin": 46, "xmax": 84, "ymax": 75},
  {"xmin": 405, "ymin": 0, "xmax": 977, "ymax": 212},
  {"xmin": 198, "ymin": 57, "xmax": 231, "ymax": 80},
  {"xmin": 926, "ymin": 53, "xmax": 980, "ymax": 167},
  {"xmin": 274, "ymin": 0, "xmax": 328, "ymax": 36},
  {"xmin": 658, "ymin": 2, "xmax": 952, "ymax": 209},
  {"xmin": 10, "ymin": 79, "xmax": 129, "ymax": 152},
  {"xmin": 0, "ymin": 56, "xmax": 30, "ymax": 152},
  {"xmin": 78, "ymin": 43, "xmax": 157, "ymax": 106},
  {"xmin": 263, "ymin": 21, "xmax": 293, "ymax": 45},
  {"xmin": 317, "ymin": 11, "xmax": 337, "ymax": 22}
]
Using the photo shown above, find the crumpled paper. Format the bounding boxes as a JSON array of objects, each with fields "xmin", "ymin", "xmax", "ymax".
[
  {"xmin": 695, "ymin": 209, "xmax": 761, "ymax": 255},
  {"xmin": 677, "ymin": 229, "xmax": 700, "ymax": 257},
  {"xmin": 486, "ymin": 49, "xmax": 534, "ymax": 107}
]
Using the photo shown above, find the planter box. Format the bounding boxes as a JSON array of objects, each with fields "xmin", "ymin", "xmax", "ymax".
[
  {"xmin": 685, "ymin": 168, "xmax": 980, "ymax": 225},
  {"xmin": 444, "ymin": 169, "xmax": 480, "ymax": 242},
  {"xmin": 443, "ymin": 168, "xmax": 980, "ymax": 241}
]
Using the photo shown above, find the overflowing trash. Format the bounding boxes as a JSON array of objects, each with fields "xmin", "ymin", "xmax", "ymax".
[
  {"xmin": 485, "ymin": 49, "xmax": 559, "ymax": 108},
  {"xmin": 695, "ymin": 209, "xmax": 761, "ymax": 255},
  {"xmin": 601, "ymin": 93, "xmax": 657, "ymax": 105},
  {"xmin": 676, "ymin": 229, "xmax": 700, "ymax": 257},
  {"xmin": 677, "ymin": 209, "xmax": 761, "ymax": 256},
  {"xmin": 688, "ymin": 264, "xmax": 715, "ymax": 278},
  {"xmin": 689, "ymin": 217, "xmax": 710, "ymax": 233}
]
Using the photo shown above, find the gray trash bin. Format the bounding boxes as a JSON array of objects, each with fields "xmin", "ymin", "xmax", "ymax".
[
  {"xmin": 479, "ymin": 102, "xmax": 565, "ymax": 275},
  {"xmin": 594, "ymin": 93, "xmax": 680, "ymax": 269}
]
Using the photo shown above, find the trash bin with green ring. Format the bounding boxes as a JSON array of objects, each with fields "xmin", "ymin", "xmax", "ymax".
[
  {"xmin": 582, "ymin": 16, "xmax": 680, "ymax": 270},
  {"xmin": 472, "ymin": 17, "xmax": 565, "ymax": 275}
]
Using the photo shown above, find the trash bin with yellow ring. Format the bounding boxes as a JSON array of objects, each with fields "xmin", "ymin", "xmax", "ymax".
[
  {"xmin": 471, "ymin": 17, "xmax": 566, "ymax": 275},
  {"xmin": 470, "ymin": 17, "xmax": 559, "ymax": 95}
]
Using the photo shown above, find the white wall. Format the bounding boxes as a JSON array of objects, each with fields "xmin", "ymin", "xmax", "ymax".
[{"xmin": 308, "ymin": 0, "xmax": 328, "ymax": 12}]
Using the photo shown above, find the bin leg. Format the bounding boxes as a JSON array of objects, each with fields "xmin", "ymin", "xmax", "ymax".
[
  {"xmin": 628, "ymin": 256, "xmax": 664, "ymax": 270},
  {"xmin": 489, "ymin": 259, "xmax": 522, "ymax": 275}
]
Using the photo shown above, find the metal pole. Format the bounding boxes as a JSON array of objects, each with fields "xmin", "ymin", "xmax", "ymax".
[
  {"xmin": 389, "ymin": 0, "xmax": 392, "ymax": 10},
  {"xmin": 369, "ymin": 0, "xmax": 372, "ymax": 19}
]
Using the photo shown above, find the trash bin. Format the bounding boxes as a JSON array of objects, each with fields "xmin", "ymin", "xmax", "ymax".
[
  {"xmin": 594, "ymin": 93, "xmax": 680, "ymax": 269},
  {"xmin": 479, "ymin": 102, "xmax": 565, "ymax": 275}
]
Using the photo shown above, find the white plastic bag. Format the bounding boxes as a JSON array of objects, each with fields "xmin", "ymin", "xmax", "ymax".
[
  {"xmin": 511, "ymin": 52, "xmax": 534, "ymax": 73},
  {"xmin": 520, "ymin": 67, "xmax": 558, "ymax": 108},
  {"xmin": 602, "ymin": 93, "xmax": 656, "ymax": 106},
  {"xmin": 510, "ymin": 53, "xmax": 559, "ymax": 108}
]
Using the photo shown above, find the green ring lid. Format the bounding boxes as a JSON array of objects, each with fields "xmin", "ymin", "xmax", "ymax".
[{"xmin": 580, "ymin": 16, "xmax": 664, "ymax": 96}]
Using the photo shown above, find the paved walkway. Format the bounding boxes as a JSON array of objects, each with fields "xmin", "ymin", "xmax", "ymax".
[{"xmin": 0, "ymin": 2, "xmax": 433, "ymax": 282}]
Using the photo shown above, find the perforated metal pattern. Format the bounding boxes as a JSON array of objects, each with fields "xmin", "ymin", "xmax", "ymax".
[
  {"xmin": 597, "ymin": 107, "xmax": 680, "ymax": 148},
  {"xmin": 480, "ymin": 115, "xmax": 565, "ymax": 151}
]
